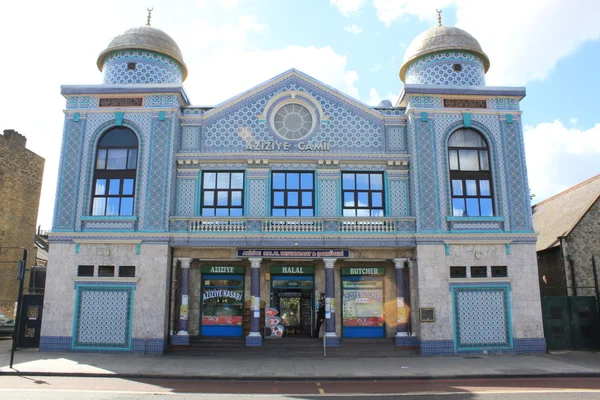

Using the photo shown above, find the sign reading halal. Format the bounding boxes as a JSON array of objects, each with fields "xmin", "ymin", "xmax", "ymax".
[{"xmin": 237, "ymin": 249, "xmax": 350, "ymax": 258}]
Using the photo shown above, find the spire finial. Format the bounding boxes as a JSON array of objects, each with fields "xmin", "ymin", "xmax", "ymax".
[
  {"xmin": 436, "ymin": 9, "xmax": 442, "ymax": 26},
  {"xmin": 146, "ymin": 7, "xmax": 153, "ymax": 26}
]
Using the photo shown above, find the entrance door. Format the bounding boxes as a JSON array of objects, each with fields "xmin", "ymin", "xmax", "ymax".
[
  {"xmin": 17, "ymin": 294, "xmax": 44, "ymax": 348},
  {"xmin": 271, "ymin": 276, "xmax": 314, "ymax": 337}
]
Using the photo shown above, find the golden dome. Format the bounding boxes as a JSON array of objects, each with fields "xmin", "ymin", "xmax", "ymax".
[
  {"xmin": 399, "ymin": 25, "xmax": 489, "ymax": 82},
  {"xmin": 97, "ymin": 26, "xmax": 188, "ymax": 81}
]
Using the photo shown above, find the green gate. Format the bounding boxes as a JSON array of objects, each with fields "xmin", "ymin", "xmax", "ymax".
[{"xmin": 542, "ymin": 296, "xmax": 600, "ymax": 350}]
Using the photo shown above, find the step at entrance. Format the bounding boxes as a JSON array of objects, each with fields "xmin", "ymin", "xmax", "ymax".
[{"xmin": 168, "ymin": 337, "xmax": 417, "ymax": 357}]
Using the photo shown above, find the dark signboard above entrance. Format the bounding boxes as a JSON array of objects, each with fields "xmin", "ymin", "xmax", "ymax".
[
  {"xmin": 271, "ymin": 266, "xmax": 315, "ymax": 274},
  {"xmin": 341, "ymin": 267, "xmax": 385, "ymax": 275},
  {"xmin": 237, "ymin": 249, "xmax": 350, "ymax": 258}
]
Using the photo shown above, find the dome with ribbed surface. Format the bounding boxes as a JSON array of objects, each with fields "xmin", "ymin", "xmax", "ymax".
[
  {"xmin": 399, "ymin": 25, "xmax": 489, "ymax": 82},
  {"xmin": 97, "ymin": 25, "xmax": 187, "ymax": 81}
]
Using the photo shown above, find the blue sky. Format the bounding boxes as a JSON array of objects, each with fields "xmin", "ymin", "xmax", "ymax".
[{"xmin": 1, "ymin": 0, "xmax": 599, "ymax": 229}]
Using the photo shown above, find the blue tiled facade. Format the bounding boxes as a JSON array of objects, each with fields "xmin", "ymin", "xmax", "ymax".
[{"xmin": 41, "ymin": 21, "xmax": 545, "ymax": 357}]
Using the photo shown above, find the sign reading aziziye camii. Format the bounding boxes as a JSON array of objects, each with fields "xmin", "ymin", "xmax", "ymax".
[{"xmin": 245, "ymin": 140, "xmax": 331, "ymax": 151}]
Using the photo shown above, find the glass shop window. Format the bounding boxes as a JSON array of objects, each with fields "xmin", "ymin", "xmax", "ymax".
[
  {"xmin": 342, "ymin": 278, "xmax": 384, "ymax": 328},
  {"xmin": 201, "ymin": 275, "xmax": 244, "ymax": 326}
]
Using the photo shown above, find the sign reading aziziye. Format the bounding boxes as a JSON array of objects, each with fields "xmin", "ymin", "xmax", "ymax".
[{"xmin": 201, "ymin": 266, "xmax": 245, "ymax": 274}]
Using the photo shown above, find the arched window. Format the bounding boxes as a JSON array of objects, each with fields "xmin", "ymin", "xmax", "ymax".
[
  {"xmin": 91, "ymin": 127, "xmax": 138, "ymax": 216},
  {"xmin": 448, "ymin": 128, "xmax": 493, "ymax": 217}
]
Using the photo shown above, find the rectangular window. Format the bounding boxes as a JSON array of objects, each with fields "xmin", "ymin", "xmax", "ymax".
[
  {"xmin": 470, "ymin": 266, "xmax": 487, "ymax": 278},
  {"xmin": 342, "ymin": 172, "xmax": 385, "ymax": 217},
  {"xmin": 77, "ymin": 265, "xmax": 94, "ymax": 277},
  {"xmin": 98, "ymin": 265, "xmax": 115, "ymax": 277},
  {"xmin": 201, "ymin": 171, "xmax": 244, "ymax": 217},
  {"xmin": 119, "ymin": 266, "xmax": 136, "ymax": 277},
  {"xmin": 92, "ymin": 177, "xmax": 135, "ymax": 216},
  {"xmin": 450, "ymin": 177, "xmax": 493, "ymax": 217},
  {"xmin": 271, "ymin": 172, "xmax": 314, "ymax": 217},
  {"xmin": 450, "ymin": 266, "xmax": 467, "ymax": 278},
  {"xmin": 492, "ymin": 266, "xmax": 508, "ymax": 277}
]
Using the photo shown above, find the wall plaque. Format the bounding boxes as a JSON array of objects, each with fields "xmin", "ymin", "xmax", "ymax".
[
  {"xmin": 419, "ymin": 308, "xmax": 435, "ymax": 322},
  {"xmin": 99, "ymin": 98, "xmax": 143, "ymax": 107},
  {"xmin": 443, "ymin": 99, "xmax": 487, "ymax": 108}
]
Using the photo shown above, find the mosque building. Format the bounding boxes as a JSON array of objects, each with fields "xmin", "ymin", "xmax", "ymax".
[{"xmin": 40, "ymin": 11, "xmax": 545, "ymax": 355}]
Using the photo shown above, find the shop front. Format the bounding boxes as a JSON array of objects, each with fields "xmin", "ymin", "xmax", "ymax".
[
  {"xmin": 270, "ymin": 266, "xmax": 315, "ymax": 337},
  {"xmin": 200, "ymin": 266, "xmax": 245, "ymax": 337},
  {"xmin": 342, "ymin": 267, "xmax": 385, "ymax": 338}
]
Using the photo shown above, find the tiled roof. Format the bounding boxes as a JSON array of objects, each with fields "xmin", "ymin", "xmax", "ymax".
[{"xmin": 532, "ymin": 174, "xmax": 600, "ymax": 251}]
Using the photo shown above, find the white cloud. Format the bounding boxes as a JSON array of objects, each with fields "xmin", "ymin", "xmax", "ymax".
[
  {"xmin": 372, "ymin": 0, "xmax": 600, "ymax": 86},
  {"xmin": 344, "ymin": 24, "xmax": 364, "ymax": 35},
  {"xmin": 525, "ymin": 120, "xmax": 600, "ymax": 203},
  {"xmin": 366, "ymin": 87, "xmax": 398, "ymax": 106},
  {"xmin": 186, "ymin": 46, "xmax": 361, "ymax": 104},
  {"xmin": 330, "ymin": 0, "xmax": 367, "ymax": 16}
]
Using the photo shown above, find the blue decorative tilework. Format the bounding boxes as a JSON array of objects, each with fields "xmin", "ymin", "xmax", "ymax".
[
  {"xmin": 132, "ymin": 338, "xmax": 166, "ymax": 355},
  {"xmin": 488, "ymin": 98, "xmax": 520, "ymax": 111},
  {"xmin": 414, "ymin": 119, "xmax": 439, "ymax": 230},
  {"xmin": 387, "ymin": 127, "xmax": 405, "ymax": 151},
  {"xmin": 102, "ymin": 50, "xmax": 183, "ymax": 84},
  {"xmin": 408, "ymin": 96, "xmax": 442, "ymax": 109},
  {"xmin": 501, "ymin": 121, "xmax": 531, "ymax": 230},
  {"xmin": 177, "ymin": 179, "xmax": 197, "ymax": 216},
  {"xmin": 451, "ymin": 221, "xmax": 503, "ymax": 231},
  {"xmin": 325, "ymin": 336, "xmax": 340, "ymax": 347},
  {"xmin": 405, "ymin": 51, "xmax": 486, "ymax": 86},
  {"xmin": 146, "ymin": 119, "xmax": 171, "ymax": 230},
  {"xmin": 55, "ymin": 119, "xmax": 85, "ymax": 229},
  {"xmin": 83, "ymin": 220, "xmax": 136, "ymax": 230},
  {"xmin": 396, "ymin": 335, "xmax": 419, "ymax": 347},
  {"xmin": 182, "ymin": 127, "xmax": 200, "ymax": 150},
  {"xmin": 170, "ymin": 335, "xmax": 190, "ymax": 345},
  {"xmin": 389, "ymin": 179, "xmax": 410, "ymax": 216},
  {"xmin": 319, "ymin": 180, "xmax": 338, "ymax": 217},
  {"xmin": 66, "ymin": 96, "xmax": 98, "ymax": 109},
  {"xmin": 73, "ymin": 285, "xmax": 134, "ymax": 350},
  {"xmin": 514, "ymin": 338, "xmax": 546, "ymax": 354},
  {"xmin": 419, "ymin": 340, "xmax": 454, "ymax": 356},
  {"xmin": 246, "ymin": 335, "xmax": 263, "ymax": 346},
  {"xmin": 145, "ymin": 95, "xmax": 180, "ymax": 108},
  {"xmin": 453, "ymin": 285, "xmax": 512, "ymax": 351},
  {"xmin": 248, "ymin": 179, "xmax": 267, "ymax": 216},
  {"xmin": 201, "ymin": 77, "xmax": 384, "ymax": 154},
  {"xmin": 40, "ymin": 336, "xmax": 72, "ymax": 352}
]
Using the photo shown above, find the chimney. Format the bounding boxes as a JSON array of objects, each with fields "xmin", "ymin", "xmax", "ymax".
[{"xmin": 2, "ymin": 129, "xmax": 27, "ymax": 148}]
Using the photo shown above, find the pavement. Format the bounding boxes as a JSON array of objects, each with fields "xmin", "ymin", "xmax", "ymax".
[{"xmin": 1, "ymin": 338, "xmax": 600, "ymax": 380}]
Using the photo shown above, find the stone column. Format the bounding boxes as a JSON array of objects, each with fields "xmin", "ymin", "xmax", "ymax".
[
  {"xmin": 323, "ymin": 258, "xmax": 339, "ymax": 346},
  {"xmin": 177, "ymin": 258, "xmax": 192, "ymax": 337},
  {"xmin": 246, "ymin": 257, "xmax": 263, "ymax": 346},
  {"xmin": 394, "ymin": 258, "xmax": 413, "ymax": 347}
]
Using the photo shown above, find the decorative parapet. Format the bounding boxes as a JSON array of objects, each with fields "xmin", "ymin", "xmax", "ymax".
[{"xmin": 80, "ymin": 216, "xmax": 138, "ymax": 231}]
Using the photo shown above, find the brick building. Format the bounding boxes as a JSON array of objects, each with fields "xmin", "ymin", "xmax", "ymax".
[
  {"xmin": 0, "ymin": 129, "xmax": 45, "ymax": 316},
  {"xmin": 533, "ymin": 174, "xmax": 600, "ymax": 297}
]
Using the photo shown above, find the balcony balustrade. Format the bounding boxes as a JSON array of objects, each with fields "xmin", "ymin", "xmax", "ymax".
[{"xmin": 179, "ymin": 217, "xmax": 413, "ymax": 233}]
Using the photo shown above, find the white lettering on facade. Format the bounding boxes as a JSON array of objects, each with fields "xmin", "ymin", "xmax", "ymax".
[
  {"xmin": 210, "ymin": 267, "xmax": 235, "ymax": 273},
  {"xmin": 244, "ymin": 141, "xmax": 330, "ymax": 152},
  {"xmin": 282, "ymin": 266, "xmax": 304, "ymax": 274},
  {"xmin": 350, "ymin": 268, "xmax": 380, "ymax": 275}
]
